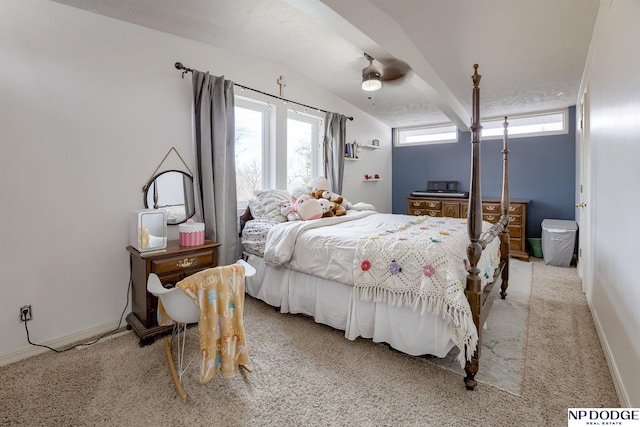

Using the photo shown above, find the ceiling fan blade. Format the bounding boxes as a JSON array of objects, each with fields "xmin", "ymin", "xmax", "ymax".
[{"xmin": 380, "ymin": 58, "xmax": 411, "ymax": 82}]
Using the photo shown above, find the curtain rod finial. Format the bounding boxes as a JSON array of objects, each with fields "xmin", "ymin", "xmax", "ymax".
[{"xmin": 175, "ymin": 62, "xmax": 184, "ymax": 70}]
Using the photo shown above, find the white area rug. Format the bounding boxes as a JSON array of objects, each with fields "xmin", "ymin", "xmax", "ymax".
[{"xmin": 425, "ymin": 259, "xmax": 533, "ymax": 396}]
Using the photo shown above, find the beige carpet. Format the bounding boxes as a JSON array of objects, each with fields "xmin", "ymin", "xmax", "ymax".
[
  {"xmin": 426, "ymin": 259, "xmax": 532, "ymax": 396},
  {"xmin": 0, "ymin": 260, "xmax": 619, "ymax": 426}
]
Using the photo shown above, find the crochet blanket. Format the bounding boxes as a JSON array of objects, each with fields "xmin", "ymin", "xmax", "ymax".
[{"xmin": 352, "ymin": 216, "xmax": 500, "ymax": 366}]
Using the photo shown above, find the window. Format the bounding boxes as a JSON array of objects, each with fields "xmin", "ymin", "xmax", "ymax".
[
  {"xmin": 394, "ymin": 124, "xmax": 458, "ymax": 147},
  {"xmin": 286, "ymin": 111, "xmax": 322, "ymax": 191},
  {"xmin": 481, "ymin": 110, "xmax": 568, "ymax": 139},
  {"xmin": 235, "ymin": 98, "xmax": 270, "ymax": 208}
]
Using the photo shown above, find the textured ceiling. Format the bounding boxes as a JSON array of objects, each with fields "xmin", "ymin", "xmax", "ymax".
[{"xmin": 50, "ymin": 0, "xmax": 600, "ymax": 129}]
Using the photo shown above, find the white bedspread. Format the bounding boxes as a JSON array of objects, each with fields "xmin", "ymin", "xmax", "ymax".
[
  {"xmin": 261, "ymin": 212, "xmax": 501, "ymax": 364},
  {"xmin": 263, "ymin": 210, "xmax": 376, "ymax": 283}
]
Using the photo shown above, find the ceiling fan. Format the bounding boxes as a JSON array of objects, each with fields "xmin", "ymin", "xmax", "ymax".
[{"xmin": 361, "ymin": 53, "xmax": 411, "ymax": 92}]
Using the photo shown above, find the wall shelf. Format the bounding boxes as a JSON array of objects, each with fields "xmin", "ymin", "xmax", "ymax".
[
  {"xmin": 363, "ymin": 178, "xmax": 381, "ymax": 182},
  {"xmin": 361, "ymin": 144, "xmax": 380, "ymax": 149},
  {"xmin": 345, "ymin": 157, "xmax": 359, "ymax": 161}
]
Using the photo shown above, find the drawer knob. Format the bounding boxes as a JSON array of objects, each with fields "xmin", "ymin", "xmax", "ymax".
[
  {"xmin": 428, "ymin": 202, "xmax": 436, "ymax": 207},
  {"xmin": 486, "ymin": 205, "xmax": 495, "ymax": 211},
  {"xmin": 486, "ymin": 215, "xmax": 495, "ymax": 221},
  {"xmin": 412, "ymin": 202, "xmax": 420, "ymax": 206},
  {"xmin": 177, "ymin": 257, "xmax": 195, "ymax": 268}
]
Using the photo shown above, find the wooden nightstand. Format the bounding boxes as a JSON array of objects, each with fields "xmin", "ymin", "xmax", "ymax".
[{"xmin": 126, "ymin": 239, "xmax": 221, "ymax": 345}]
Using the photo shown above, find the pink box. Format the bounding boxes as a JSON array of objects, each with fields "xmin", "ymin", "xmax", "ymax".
[{"xmin": 178, "ymin": 221, "xmax": 205, "ymax": 247}]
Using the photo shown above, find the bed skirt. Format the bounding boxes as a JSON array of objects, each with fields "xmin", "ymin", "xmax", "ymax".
[{"xmin": 244, "ymin": 253, "xmax": 455, "ymax": 358}]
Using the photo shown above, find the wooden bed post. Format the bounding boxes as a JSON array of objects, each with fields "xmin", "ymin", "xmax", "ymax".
[
  {"xmin": 464, "ymin": 64, "xmax": 483, "ymax": 391},
  {"xmin": 499, "ymin": 117, "xmax": 511, "ymax": 299}
]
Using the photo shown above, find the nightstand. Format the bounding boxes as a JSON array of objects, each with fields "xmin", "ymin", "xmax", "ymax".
[{"xmin": 126, "ymin": 239, "xmax": 221, "ymax": 345}]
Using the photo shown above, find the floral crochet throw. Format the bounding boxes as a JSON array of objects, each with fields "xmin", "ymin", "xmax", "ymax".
[{"xmin": 353, "ymin": 216, "xmax": 500, "ymax": 366}]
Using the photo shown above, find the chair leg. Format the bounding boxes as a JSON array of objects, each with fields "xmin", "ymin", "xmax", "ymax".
[{"xmin": 164, "ymin": 336, "xmax": 187, "ymax": 399}]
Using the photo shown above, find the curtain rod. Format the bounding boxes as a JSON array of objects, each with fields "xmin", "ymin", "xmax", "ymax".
[{"xmin": 175, "ymin": 62, "xmax": 353, "ymax": 121}]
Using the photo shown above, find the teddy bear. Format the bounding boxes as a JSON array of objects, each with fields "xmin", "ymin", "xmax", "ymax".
[
  {"xmin": 310, "ymin": 176, "xmax": 331, "ymax": 193},
  {"xmin": 321, "ymin": 190, "xmax": 344, "ymax": 205},
  {"xmin": 311, "ymin": 188, "xmax": 347, "ymax": 217},
  {"xmin": 330, "ymin": 200, "xmax": 347, "ymax": 216}
]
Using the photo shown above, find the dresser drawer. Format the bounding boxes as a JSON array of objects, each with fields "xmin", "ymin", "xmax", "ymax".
[
  {"xmin": 508, "ymin": 204, "xmax": 523, "ymax": 215},
  {"xmin": 482, "ymin": 214, "xmax": 500, "ymax": 223},
  {"xmin": 151, "ymin": 251, "xmax": 214, "ymax": 276},
  {"xmin": 443, "ymin": 202, "xmax": 460, "ymax": 217},
  {"xmin": 510, "ymin": 238, "xmax": 524, "ymax": 252},
  {"xmin": 508, "ymin": 215, "xmax": 522, "ymax": 226},
  {"xmin": 508, "ymin": 225, "xmax": 522, "ymax": 238},
  {"xmin": 410, "ymin": 208, "xmax": 442, "ymax": 217},
  {"xmin": 482, "ymin": 203, "xmax": 501, "ymax": 213},
  {"xmin": 410, "ymin": 200, "xmax": 441, "ymax": 209}
]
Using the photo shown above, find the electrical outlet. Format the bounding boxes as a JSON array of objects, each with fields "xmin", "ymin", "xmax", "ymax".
[{"xmin": 20, "ymin": 305, "xmax": 32, "ymax": 322}]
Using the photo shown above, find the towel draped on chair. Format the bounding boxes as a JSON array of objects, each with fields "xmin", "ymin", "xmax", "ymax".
[{"xmin": 158, "ymin": 264, "xmax": 251, "ymax": 382}]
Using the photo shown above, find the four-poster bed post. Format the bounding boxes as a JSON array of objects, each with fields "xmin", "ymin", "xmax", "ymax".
[{"xmin": 463, "ymin": 64, "xmax": 511, "ymax": 390}]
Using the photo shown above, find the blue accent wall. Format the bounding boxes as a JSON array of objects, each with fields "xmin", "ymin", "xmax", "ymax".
[{"xmin": 392, "ymin": 106, "xmax": 576, "ymax": 238}]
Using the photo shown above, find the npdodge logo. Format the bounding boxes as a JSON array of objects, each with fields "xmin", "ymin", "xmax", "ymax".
[{"xmin": 568, "ymin": 409, "xmax": 640, "ymax": 426}]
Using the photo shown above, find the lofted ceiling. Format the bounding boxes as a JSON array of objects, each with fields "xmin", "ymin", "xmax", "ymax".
[{"xmin": 50, "ymin": 0, "xmax": 600, "ymax": 130}]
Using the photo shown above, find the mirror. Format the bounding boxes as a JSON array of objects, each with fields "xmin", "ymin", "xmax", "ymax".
[{"xmin": 144, "ymin": 170, "xmax": 195, "ymax": 225}]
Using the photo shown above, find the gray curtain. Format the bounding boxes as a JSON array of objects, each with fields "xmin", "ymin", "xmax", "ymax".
[
  {"xmin": 323, "ymin": 112, "xmax": 347, "ymax": 194},
  {"xmin": 191, "ymin": 71, "xmax": 238, "ymax": 266}
]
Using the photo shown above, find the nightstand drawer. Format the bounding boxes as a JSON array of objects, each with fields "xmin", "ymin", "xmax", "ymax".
[
  {"xmin": 151, "ymin": 252, "xmax": 214, "ymax": 275},
  {"xmin": 127, "ymin": 240, "xmax": 220, "ymax": 338}
]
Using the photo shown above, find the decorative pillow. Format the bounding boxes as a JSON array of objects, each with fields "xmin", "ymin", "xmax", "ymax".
[{"xmin": 249, "ymin": 189, "xmax": 292, "ymax": 222}]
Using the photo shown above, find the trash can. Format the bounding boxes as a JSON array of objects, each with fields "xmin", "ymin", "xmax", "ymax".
[
  {"xmin": 541, "ymin": 219, "xmax": 578, "ymax": 267},
  {"xmin": 527, "ymin": 238, "xmax": 543, "ymax": 258}
]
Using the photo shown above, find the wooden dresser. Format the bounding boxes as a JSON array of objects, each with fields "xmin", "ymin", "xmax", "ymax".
[
  {"xmin": 126, "ymin": 239, "xmax": 221, "ymax": 345},
  {"xmin": 407, "ymin": 196, "xmax": 529, "ymax": 261}
]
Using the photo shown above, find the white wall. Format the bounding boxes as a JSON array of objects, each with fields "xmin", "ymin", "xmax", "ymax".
[
  {"xmin": 0, "ymin": 0, "xmax": 391, "ymax": 364},
  {"xmin": 584, "ymin": 0, "xmax": 640, "ymax": 407}
]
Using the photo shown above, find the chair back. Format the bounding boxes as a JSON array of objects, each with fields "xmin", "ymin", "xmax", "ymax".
[{"xmin": 147, "ymin": 273, "xmax": 200, "ymax": 324}]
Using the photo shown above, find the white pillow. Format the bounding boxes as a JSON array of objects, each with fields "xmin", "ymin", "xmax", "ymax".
[{"xmin": 249, "ymin": 189, "xmax": 292, "ymax": 222}]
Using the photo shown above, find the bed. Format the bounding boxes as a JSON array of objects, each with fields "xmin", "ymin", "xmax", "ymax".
[{"xmin": 240, "ymin": 64, "xmax": 511, "ymax": 390}]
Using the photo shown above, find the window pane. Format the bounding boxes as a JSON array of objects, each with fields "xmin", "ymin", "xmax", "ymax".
[
  {"xmin": 235, "ymin": 106, "xmax": 264, "ymax": 203},
  {"xmin": 287, "ymin": 114, "xmax": 319, "ymax": 191},
  {"xmin": 482, "ymin": 110, "xmax": 567, "ymax": 139},
  {"xmin": 395, "ymin": 124, "xmax": 458, "ymax": 146}
]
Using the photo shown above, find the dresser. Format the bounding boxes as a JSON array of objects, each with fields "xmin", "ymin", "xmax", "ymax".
[
  {"xmin": 407, "ymin": 196, "xmax": 529, "ymax": 261},
  {"xmin": 126, "ymin": 239, "xmax": 221, "ymax": 344}
]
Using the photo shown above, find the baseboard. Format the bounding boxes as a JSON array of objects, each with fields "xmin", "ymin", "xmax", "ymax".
[
  {"xmin": 588, "ymin": 299, "xmax": 631, "ymax": 407},
  {"xmin": 0, "ymin": 320, "xmax": 127, "ymax": 368}
]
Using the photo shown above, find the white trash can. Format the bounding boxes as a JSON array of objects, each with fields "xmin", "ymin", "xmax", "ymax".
[{"xmin": 541, "ymin": 219, "xmax": 578, "ymax": 267}]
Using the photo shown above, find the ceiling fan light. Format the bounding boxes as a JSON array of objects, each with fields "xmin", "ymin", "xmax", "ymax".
[{"xmin": 362, "ymin": 73, "xmax": 382, "ymax": 91}]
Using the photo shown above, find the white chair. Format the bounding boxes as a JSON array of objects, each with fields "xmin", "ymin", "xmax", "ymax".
[{"xmin": 147, "ymin": 259, "xmax": 256, "ymax": 398}]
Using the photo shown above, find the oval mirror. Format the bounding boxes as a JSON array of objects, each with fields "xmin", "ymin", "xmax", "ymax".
[{"xmin": 144, "ymin": 170, "xmax": 195, "ymax": 225}]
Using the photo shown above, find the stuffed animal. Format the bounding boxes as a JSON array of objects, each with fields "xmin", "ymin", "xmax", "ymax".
[
  {"xmin": 311, "ymin": 188, "xmax": 347, "ymax": 217},
  {"xmin": 317, "ymin": 198, "xmax": 334, "ymax": 217},
  {"xmin": 310, "ymin": 176, "xmax": 331, "ymax": 193},
  {"xmin": 331, "ymin": 201, "xmax": 347, "ymax": 216},
  {"xmin": 321, "ymin": 190, "xmax": 344, "ymax": 205},
  {"xmin": 293, "ymin": 194, "xmax": 323, "ymax": 220},
  {"xmin": 277, "ymin": 199, "xmax": 300, "ymax": 221}
]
